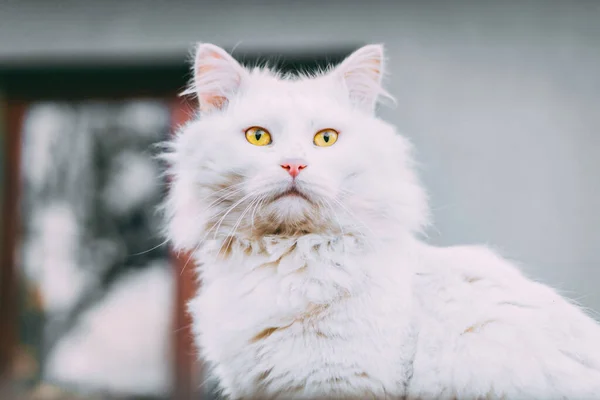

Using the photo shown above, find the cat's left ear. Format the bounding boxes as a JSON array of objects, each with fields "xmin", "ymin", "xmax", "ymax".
[{"xmin": 331, "ymin": 44, "xmax": 393, "ymax": 112}]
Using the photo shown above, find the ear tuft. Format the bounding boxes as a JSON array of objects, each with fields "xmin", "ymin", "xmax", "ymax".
[
  {"xmin": 333, "ymin": 44, "xmax": 393, "ymax": 112},
  {"xmin": 183, "ymin": 43, "xmax": 246, "ymax": 112}
]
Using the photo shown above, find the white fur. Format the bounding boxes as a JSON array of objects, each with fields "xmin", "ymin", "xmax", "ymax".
[{"xmin": 163, "ymin": 43, "xmax": 600, "ymax": 399}]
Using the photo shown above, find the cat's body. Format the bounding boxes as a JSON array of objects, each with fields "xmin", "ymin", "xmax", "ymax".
[
  {"xmin": 189, "ymin": 236, "xmax": 600, "ymax": 399},
  {"xmin": 164, "ymin": 43, "xmax": 600, "ymax": 399}
]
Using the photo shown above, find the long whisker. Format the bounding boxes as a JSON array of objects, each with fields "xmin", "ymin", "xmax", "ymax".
[
  {"xmin": 173, "ymin": 180, "xmax": 272, "ymax": 276},
  {"xmin": 250, "ymin": 195, "xmax": 267, "ymax": 234},
  {"xmin": 168, "ymin": 189, "xmax": 247, "ymax": 243},
  {"xmin": 179, "ymin": 242, "xmax": 201, "ymax": 276},
  {"xmin": 216, "ymin": 195, "xmax": 262, "ymax": 256},
  {"xmin": 130, "ymin": 238, "xmax": 169, "ymax": 256},
  {"xmin": 209, "ymin": 190, "xmax": 260, "ymax": 241},
  {"xmin": 191, "ymin": 181, "xmax": 270, "ymax": 227},
  {"xmin": 200, "ymin": 187, "xmax": 247, "ymax": 215},
  {"xmin": 175, "ymin": 189, "xmax": 253, "ymax": 276}
]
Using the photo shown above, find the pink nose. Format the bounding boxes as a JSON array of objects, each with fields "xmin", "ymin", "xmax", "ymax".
[{"xmin": 280, "ymin": 160, "xmax": 307, "ymax": 178}]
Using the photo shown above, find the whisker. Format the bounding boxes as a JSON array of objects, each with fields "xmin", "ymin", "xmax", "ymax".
[
  {"xmin": 180, "ymin": 242, "xmax": 201, "ymax": 276},
  {"xmin": 130, "ymin": 238, "xmax": 169, "ymax": 256},
  {"xmin": 216, "ymin": 195, "xmax": 262, "ymax": 256},
  {"xmin": 250, "ymin": 195, "xmax": 267, "ymax": 233},
  {"xmin": 210, "ymin": 191, "xmax": 260, "ymax": 240}
]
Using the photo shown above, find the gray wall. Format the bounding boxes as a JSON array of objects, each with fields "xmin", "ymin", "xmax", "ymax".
[{"xmin": 2, "ymin": 0, "xmax": 599, "ymax": 313}]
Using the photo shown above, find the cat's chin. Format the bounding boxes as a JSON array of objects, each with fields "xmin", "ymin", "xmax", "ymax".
[
  {"xmin": 270, "ymin": 195, "xmax": 313, "ymax": 221},
  {"xmin": 241, "ymin": 199, "xmax": 333, "ymax": 237}
]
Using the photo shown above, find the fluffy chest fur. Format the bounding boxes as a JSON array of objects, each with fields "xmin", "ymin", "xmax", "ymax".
[{"xmin": 189, "ymin": 235, "xmax": 417, "ymax": 399}]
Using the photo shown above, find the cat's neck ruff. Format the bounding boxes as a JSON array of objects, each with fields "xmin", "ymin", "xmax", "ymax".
[
  {"xmin": 193, "ymin": 231, "xmax": 414, "ymax": 281},
  {"xmin": 198, "ymin": 233, "xmax": 373, "ymax": 264}
]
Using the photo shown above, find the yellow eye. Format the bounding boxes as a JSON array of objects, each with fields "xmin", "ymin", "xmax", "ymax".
[
  {"xmin": 314, "ymin": 129, "xmax": 339, "ymax": 147},
  {"xmin": 245, "ymin": 126, "xmax": 272, "ymax": 146}
]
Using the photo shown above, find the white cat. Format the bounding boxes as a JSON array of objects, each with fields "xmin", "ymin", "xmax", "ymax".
[{"xmin": 163, "ymin": 43, "xmax": 600, "ymax": 399}]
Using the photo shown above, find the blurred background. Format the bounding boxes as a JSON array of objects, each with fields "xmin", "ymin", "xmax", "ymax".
[{"xmin": 0, "ymin": 0, "xmax": 599, "ymax": 399}]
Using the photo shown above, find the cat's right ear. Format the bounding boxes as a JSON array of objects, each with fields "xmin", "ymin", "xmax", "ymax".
[{"xmin": 184, "ymin": 43, "xmax": 247, "ymax": 112}]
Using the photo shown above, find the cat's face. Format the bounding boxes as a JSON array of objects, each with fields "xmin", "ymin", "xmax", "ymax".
[{"xmin": 166, "ymin": 44, "xmax": 428, "ymax": 250}]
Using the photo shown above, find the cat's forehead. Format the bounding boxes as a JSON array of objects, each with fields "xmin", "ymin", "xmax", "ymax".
[{"xmin": 236, "ymin": 69, "xmax": 346, "ymax": 116}]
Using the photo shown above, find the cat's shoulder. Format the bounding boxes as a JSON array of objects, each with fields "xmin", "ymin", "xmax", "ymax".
[
  {"xmin": 410, "ymin": 243, "xmax": 600, "ymax": 398},
  {"xmin": 415, "ymin": 243, "xmax": 543, "ymax": 298},
  {"xmin": 413, "ymin": 242, "xmax": 599, "ymax": 332}
]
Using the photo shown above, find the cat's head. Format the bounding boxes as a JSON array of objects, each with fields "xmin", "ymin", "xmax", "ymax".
[{"xmin": 164, "ymin": 43, "xmax": 429, "ymax": 251}]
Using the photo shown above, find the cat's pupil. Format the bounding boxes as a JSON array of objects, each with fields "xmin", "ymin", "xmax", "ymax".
[
  {"xmin": 323, "ymin": 133, "xmax": 330, "ymax": 142},
  {"xmin": 255, "ymin": 132, "xmax": 262, "ymax": 141}
]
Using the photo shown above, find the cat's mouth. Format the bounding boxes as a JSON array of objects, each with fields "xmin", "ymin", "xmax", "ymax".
[{"xmin": 272, "ymin": 187, "xmax": 311, "ymax": 202}]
